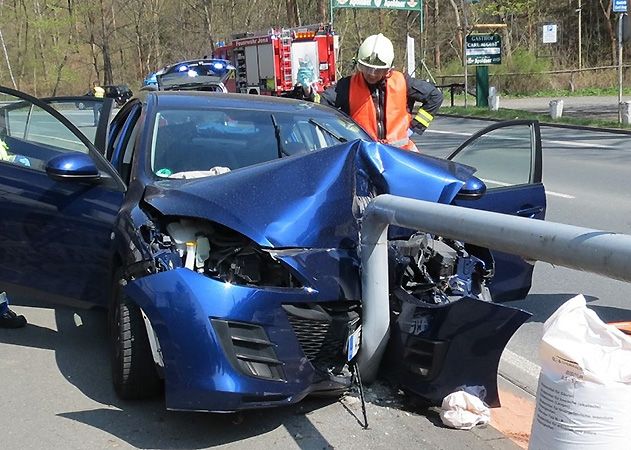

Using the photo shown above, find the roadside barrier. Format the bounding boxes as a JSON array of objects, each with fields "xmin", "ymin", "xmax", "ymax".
[{"xmin": 357, "ymin": 194, "xmax": 631, "ymax": 381}]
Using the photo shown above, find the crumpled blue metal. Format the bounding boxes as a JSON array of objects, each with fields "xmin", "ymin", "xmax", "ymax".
[{"xmin": 144, "ymin": 139, "xmax": 476, "ymax": 248}]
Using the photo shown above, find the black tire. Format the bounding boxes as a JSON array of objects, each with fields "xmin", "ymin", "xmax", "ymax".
[{"xmin": 110, "ymin": 273, "xmax": 162, "ymax": 400}]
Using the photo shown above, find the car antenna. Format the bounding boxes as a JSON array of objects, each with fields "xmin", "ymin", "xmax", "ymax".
[{"xmin": 270, "ymin": 114, "xmax": 290, "ymax": 158}]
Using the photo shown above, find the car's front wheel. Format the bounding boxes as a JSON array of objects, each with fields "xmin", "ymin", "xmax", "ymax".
[{"xmin": 110, "ymin": 273, "xmax": 162, "ymax": 400}]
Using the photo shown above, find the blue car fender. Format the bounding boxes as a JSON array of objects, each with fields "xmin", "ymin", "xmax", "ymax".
[{"xmin": 124, "ymin": 268, "xmax": 324, "ymax": 411}]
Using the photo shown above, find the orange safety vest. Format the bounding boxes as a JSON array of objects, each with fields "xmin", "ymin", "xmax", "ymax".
[{"xmin": 348, "ymin": 70, "xmax": 415, "ymax": 151}]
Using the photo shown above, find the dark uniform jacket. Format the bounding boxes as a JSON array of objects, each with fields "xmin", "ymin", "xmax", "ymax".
[{"xmin": 319, "ymin": 72, "xmax": 443, "ymax": 139}]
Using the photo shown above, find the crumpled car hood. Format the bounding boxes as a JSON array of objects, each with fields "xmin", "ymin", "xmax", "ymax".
[{"xmin": 143, "ymin": 139, "xmax": 476, "ymax": 248}]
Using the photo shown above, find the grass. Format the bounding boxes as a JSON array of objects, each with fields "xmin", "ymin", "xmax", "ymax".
[
  {"xmin": 439, "ymin": 106, "xmax": 631, "ymax": 130},
  {"xmin": 506, "ymin": 87, "xmax": 631, "ymax": 98}
]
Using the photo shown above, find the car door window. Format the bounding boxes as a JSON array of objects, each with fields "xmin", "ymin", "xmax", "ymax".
[
  {"xmin": 0, "ymin": 88, "xmax": 124, "ymax": 192},
  {"xmin": 0, "ymin": 92, "xmax": 96, "ymax": 172},
  {"xmin": 43, "ymin": 97, "xmax": 110, "ymax": 144},
  {"xmin": 449, "ymin": 121, "xmax": 541, "ymax": 188},
  {"xmin": 449, "ymin": 120, "xmax": 545, "ymax": 301}
]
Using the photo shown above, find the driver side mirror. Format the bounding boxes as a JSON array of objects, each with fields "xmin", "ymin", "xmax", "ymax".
[
  {"xmin": 455, "ymin": 175, "xmax": 486, "ymax": 200},
  {"xmin": 45, "ymin": 153, "xmax": 101, "ymax": 183}
]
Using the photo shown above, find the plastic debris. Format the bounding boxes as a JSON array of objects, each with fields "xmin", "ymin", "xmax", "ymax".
[{"xmin": 439, "ymin": 390, "xmax": 491, "ymax": 430}]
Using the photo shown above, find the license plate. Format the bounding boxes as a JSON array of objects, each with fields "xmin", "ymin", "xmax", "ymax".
[{"xmin": 346, "ymin": 326, "xmax": 361, "ymax": 362}]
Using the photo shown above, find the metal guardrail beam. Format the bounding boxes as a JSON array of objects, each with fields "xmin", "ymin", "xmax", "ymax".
[{"xmin": 357, "ymin": 194, "xmax": 631, "ymax": 382}]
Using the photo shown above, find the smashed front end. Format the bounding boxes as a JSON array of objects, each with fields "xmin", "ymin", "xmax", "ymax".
[
  {"xmin": 124, "ymin": 217, "xmax": 363, "ymax": 411},
  {"xmin": 120, "ymin": 140, "xmax": 529, "ymax": 411}
]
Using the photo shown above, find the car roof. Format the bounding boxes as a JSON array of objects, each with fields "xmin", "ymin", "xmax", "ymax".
[{"xmin": 146, "ymin": 91, "xmax": 334, "ymax": 113}]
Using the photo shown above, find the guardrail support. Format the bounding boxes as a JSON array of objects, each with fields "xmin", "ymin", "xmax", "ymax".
[{"xmin": 357, "ymin": 194, "xmax": 631, "ymax": 382}]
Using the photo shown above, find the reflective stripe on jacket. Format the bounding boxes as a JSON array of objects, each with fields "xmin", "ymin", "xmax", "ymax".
[
  {"xmin": 348, "ymin": 70, "xmax": 415, "ymax": 151},
  {"xmin": 93, "ymin": 86, "xmax": 105, "ymax": 98}
]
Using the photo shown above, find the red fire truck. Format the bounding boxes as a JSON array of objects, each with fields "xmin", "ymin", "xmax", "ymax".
[{"xmin": 213, "ymin": 24, "xmax": 338, "ymax": 96}]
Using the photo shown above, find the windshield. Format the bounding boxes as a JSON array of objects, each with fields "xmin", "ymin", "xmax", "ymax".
[{"xmin": 151, "ymin": 106, "xmax": 369, "ymax": 179}]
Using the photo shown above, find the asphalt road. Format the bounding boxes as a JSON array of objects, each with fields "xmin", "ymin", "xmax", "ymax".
[
  {"xmin": 450, "ymin": 95, "xmax": 625, "ymax": 121},
  {"xmin": 416, "ymin": 116, "xmax": 631, "ymax": 394}
]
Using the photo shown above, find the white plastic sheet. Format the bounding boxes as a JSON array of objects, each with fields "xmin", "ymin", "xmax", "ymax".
[
  {"xmin": 440, "ymin": 390, "xmax": 490, "ymax": 430},
  {"xmin": 529, "ymin": 295, "xmax": 631, "ymax": 450}
]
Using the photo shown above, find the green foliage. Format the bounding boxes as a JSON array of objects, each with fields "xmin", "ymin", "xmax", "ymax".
[
  {"xmin": 491, "ymin": 49, "xmax": 550, "ymax": 75},
  {"xmin": 476, "ymin": 0, "xmax": 536, "ymax": 16},
  {"xmin": 438, "ymin": 58, "xmax": 468, "ymax": 77},
  {"xmin": 488, "ymin": 50, "xmax": 552, "ymax": 95},
  {"xmin": 0, "ymin": 0, "xmax": 625, "ymax": 95},
  {"xmin": 507, "ymin": 86, "xmax": 631, "ymax": 98}
]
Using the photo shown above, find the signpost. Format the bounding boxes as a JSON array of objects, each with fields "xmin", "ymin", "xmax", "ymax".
[
  {"xmin": 465, "ymin": 34, "xmax": 502, "ymax": 65},
  {"xmin": 613, "ymin": 0, "xmax": 627, "ymax": 13},
  {"xmin": 613, "ymin": 0, "xmax": 627, "ymax": 123},
  {"xmin": 331, "ymin": 0, "xmax": 422, "ymax": 11},
  {"xmin": 542, "ymin": 24, "xmax": 558, "ymax": 44},
  {"xmin": 466, "ymin": 34, "xmax": 502, "ymax": 108}
]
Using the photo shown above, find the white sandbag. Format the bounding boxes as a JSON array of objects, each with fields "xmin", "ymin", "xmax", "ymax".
[
  {"xmin": 440, "ymin": 390, "xmax": 490, "ymax": 430},
  {"xmin": 529, "ymin": 295, "xmax": 631, "ymax": 450}
]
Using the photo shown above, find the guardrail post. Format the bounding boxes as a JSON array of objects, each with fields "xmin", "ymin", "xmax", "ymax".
[
  {"xmin": 620, "ymin": 101, "xmax": 631, "ymax": 125},
  {"xmin": 549, "ymin": 100, "xmax": 563, "ymax": 119}
]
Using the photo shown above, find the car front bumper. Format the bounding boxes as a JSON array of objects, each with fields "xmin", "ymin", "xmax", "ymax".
[{"xmin": 126, "ymin": 267, "xmax": 355, "ymax": 412}]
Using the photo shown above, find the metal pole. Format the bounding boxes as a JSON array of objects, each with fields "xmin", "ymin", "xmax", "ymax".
[
  {"xmin": 461, "ymin": 0, "xmax": 469, "ymax": 108},
  {"xmin": 0, "ymin": 28, "xmax": 16, "ymax": 89},
  {"xmin": 619, "ymin": 13, "xmax": 624, "ymax": 124},
  {"xmin": 329, "ymin": 0, "xmax": 334, "ymax": 28},
  {"xmin": 578, "ymin": 0, "xmax": 582, "ymax": 69},
  {"xmin": 357, "ymin": 194, "xmax": 631, "ymax": 381}
]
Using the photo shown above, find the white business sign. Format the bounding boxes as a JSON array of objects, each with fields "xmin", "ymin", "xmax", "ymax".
[
  {"xmin": 542, "ymin": 24, "xmax": 557, "ymax": 44},
  {"xmin": 406, "ymin": 35, "xmax": 415, "ymax": 77}
]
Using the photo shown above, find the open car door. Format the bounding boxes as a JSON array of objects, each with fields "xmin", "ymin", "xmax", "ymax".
[
  {"xmin": 383, "ymin": 121, "xmax": 543, "ymax": 407},
  {"xmin": 0, "ymin": 86, "xmax": 125, "ymax": 307},
  {"xmin": 41, "ymin": 96, "xmax": 114, "ymax": 155},
  {"xmin": 448, "ymin": 120, "xmax": 546, "ymax": 301}
]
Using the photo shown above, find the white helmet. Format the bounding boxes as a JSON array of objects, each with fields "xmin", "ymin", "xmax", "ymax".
[{"xmin": 357, "ymin": 34, "xmax": 394, "ymax": 69}]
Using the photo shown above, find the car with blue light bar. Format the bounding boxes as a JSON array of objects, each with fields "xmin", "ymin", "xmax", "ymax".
[
  {"xmin": 0, "ymin": 86, "xmax": 545, "ymax": 412},
  {"xmin": 155, "ymin": 58, "xmax": 235, "ymax": 92}
]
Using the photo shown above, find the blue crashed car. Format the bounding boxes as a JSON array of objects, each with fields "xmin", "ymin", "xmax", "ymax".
[{"xmin": 0, "ymin": 86, "xmax": 546, "ymax": 411}]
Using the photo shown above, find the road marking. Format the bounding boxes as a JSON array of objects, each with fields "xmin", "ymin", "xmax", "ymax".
[
  {"xmin": 427, "ymin": 129, "xmax": 613, "ymax": 149},
  {"xmin": 545, "ymin": 139, "xmax": 611, "ymax": 149},
  {"xmin": 426, "ymin": 129, "xmax": 472, "ymax": 137},
  {"xmin": 481, "ymin": 179, "xmax": 575, "ymax": 200}
]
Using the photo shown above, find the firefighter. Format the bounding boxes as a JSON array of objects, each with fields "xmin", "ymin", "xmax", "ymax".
[{"xmin": 318, "ymin": 33, "xmax": 443, "ymax": 151}]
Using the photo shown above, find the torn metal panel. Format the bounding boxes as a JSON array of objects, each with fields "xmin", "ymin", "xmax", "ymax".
[
  {"xmin": 142, "ymin": 139, "xmax": 475, "ymax": 249},
  {"xmin": 384, "ymin": 294, "xmax": 530, "ymax": 407}
]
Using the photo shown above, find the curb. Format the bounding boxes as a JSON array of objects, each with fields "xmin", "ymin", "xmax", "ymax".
[{"xmin": 438, "ymin": 113, "xmax": 631, "ymax": 136}]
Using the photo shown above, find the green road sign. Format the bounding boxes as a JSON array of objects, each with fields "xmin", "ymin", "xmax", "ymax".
[
  {"xmin": 332, "ymin": 0, "xmax": 422, "ymax": 11},
  {"xmin": 466, "ymin": 34, "xmax": 502, "ymax": 65}
]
